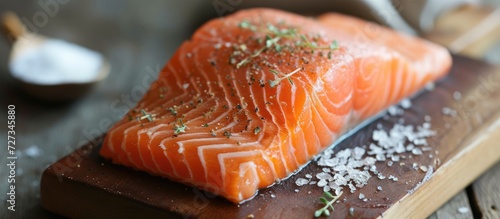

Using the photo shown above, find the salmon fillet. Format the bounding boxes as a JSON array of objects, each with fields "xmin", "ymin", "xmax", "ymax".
[{"xmin": 100, "ymin": 8, "xmax": 451, "ymax": 203}]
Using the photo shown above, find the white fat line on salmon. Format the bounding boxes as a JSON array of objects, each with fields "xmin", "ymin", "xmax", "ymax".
[
  {"xmin": 217, "ymin": 150, "xmax": 261, "ymax": 188},
  {"xmin": 259, "ymin": 70, "xmax": 291, "ymax": 173},
  {"xmin": 160, "ymin": 146, "xmax": 179, "ymax": 177},
  {"xmin": 198, "ymin": 143, "xmax": 260, "ymax": 182},
  {"xmin": 175, "ymin": 132, "xmax": 255, "ymax": 180},
  {"xmin": 238, "ymin": 161, "xmax": 260, "ymax": 200}
]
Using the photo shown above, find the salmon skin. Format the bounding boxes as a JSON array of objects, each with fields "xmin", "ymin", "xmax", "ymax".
[{"xmin": 100, "ymin": 8, "xmax": 451, "ymax": 203}]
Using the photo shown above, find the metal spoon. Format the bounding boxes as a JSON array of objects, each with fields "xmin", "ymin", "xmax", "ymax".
[{"xmin": 1, "ymin": 12, "xmax": 110, "ymax": 102}]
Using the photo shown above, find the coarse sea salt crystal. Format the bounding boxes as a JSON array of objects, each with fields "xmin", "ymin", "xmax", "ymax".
[
  {"xmin": 358, "ymin": 193, "xmax": 365, "ymax": 199},
  {"xmin": 352, "ymin": 147, "xmax": 365, "ymax": 159},
  {"xmin": 387, "ymin": 106, "xmax": 399, "ymax": 116},
  {"xmin": 316, "ymin": 172, "xmax": 332, "ymax": 180},
  {"xmin": 422, "ymin": 146, "xmax": 432, "ymax": 151},
  {"xmin": 295, "ymin": 178, "xmax": 309, "ymax": 186},
  {"xmin": 377, "ymin": 173, "xmax": 386, "ymax": 180},
  {"xmin": 296, "ymin": 111, "xmax": 436, "ymax": 197},
  {"xmin": 453, "ymin": 91, "xmax": 462, "ymax": 100},
  {"xmin": 420, "ymin": 165, "xmax": 428, "ymax": 172},
  {"xmin": 412, "ymin": 148, "xmax": 423, "ymax": 155},
  {"xmin": 391, "ymin": 155, "xmax": 400, "ymax": 162},
  {"xmin": 425, "ymin": 115, "xmax": 431, "ymax": 122},
  {"xmin": 442, "ymin": 107, "xmax": 457, "ymax": 116},
  {"xmin": 10, "ymin": 39, "xmax": 103, "ymax": 85},
  {"xmin": 400, "ymin": 99, "xmax": 412, "ymax": 109},
  {"xmin": 376, "ymin": 153, "xmax": 386, "ymax": 161},
  {"xmin": 413, "ymin": 139, "xmax": 427, "ymax": 146}
]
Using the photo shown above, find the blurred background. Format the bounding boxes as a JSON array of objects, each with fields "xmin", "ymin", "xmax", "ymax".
[{"xmin": 0, "ymin": 0, "xmax": 499, "ymax": 218}]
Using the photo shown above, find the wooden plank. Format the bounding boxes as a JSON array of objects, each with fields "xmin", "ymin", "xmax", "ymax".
[
  {"xmin": 423, "ymin": 5, "xmax": 500, "ymax": 58},
  {"xmin": 383, "ymin": 108, "xmax": 500, "ymax": 219},
  {"xmin": 423, "ymin": 4, "xmax": 500, "ymax": 218},
  {"xmin": 39, "ymin": 56, "xmax": 500, "ymax": 218},
  {"xmin": 470, "ymin": 162, "xmax": 500, "ymax": 219},
  {"xmin": 428, "ymin": 191, "xmax": 473, "ymax": 219}
]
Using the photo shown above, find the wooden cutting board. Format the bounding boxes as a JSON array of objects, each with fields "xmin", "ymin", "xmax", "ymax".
[{"xmin": 40, "ymin": 55, "xmax": 500, "ymax": 219}]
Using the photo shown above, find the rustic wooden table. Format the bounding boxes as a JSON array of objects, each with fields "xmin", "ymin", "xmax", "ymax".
[{"xmin": 0, "ymin": 1, "xmax": 498, "ymax": 218}]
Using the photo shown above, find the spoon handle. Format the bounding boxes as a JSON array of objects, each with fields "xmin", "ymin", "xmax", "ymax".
[{"xmin": 1, "ymin": 12, "xmax": 25, "ymax": 42}]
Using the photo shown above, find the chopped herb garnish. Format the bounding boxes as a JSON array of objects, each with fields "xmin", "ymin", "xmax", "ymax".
[
  {"xmin": 268, "ymin": 68, "xmax": 301, "ymax": 88},
  {"xmin": 140, "ymin": 109, "xmax": 156, "ymax": 122},
  {"xmin": 235, "ymin": 20, "xmax": 340, "ymax": 88},
  {"xmin": 202, "ymin": 123, "xmax": 209, "ymax": 127},
  {"xmin": 238, "ymin": 20, "xmax": 257, "ymax": 31},
  {"xmin": 314, "ymin": 191, "xmax": 343, "ymax": 217},
  {"xmin": 236, "ymin": 46, "xmax": 267, "ymax": 69},
  {"xmin": 329, "ymin": 40, "xmax": 339, "ymax": 50},
  {"xmin": 236, "ymin": 23, "xmax": 297, "ymax": 69},
  {"xmin": 299, "ymin": 35, "xmax": 339, "ymax": 51},
  {"xmin": 265, "ymin": 35, "xmax": 281, "ymax": 51},
  {"xmin": 254, "ymin": 126, "xmax": 261, "ymax": 134},
  {"xmin": 173, "ymin": 119, "xmax": 188, "ymax": 135},
  {"xmin": 223, "ymin": 131, "xmax": 232, "ymax": 138}
]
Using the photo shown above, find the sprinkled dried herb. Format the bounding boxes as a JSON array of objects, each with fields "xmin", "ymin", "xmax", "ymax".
[
  {"xmin": 235, "ymin": 20, "xmax": 339, "ymax": 88},
  {"xmin": 168, "ymin": 107, "xmax": 177, "ymax": 116},
  {"xmin": 173, "ymin": 119, "xmax": 187, "ymax": 135},
  {"xmin": 140, "ymin": 109, "xmax": 155, "ymax": 122},
  {"xmin": 268, "ymin": 68, "xmax": 301, "ymax": 87},
  {"xmin": 254, "ymin": 126, "xmax": 261, "ymax": 134}
]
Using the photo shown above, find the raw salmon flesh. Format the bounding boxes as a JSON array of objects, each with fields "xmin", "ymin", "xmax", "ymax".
[{"xmin": 100, "ymin": 8, "xmax": 451, "ymax": 203}]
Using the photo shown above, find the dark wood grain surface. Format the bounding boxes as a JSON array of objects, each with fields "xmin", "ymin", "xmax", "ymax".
[
  {"xmin": 1, "ymin": 1, "xmax": 499, "ymax": 219},
  {"xmin": 39, "ymin": 56, "xmax": 500, "ymax": 219}
]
